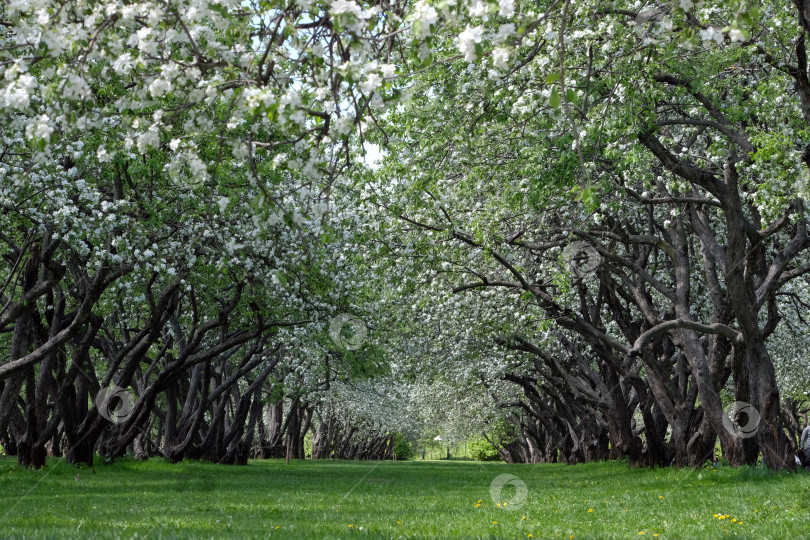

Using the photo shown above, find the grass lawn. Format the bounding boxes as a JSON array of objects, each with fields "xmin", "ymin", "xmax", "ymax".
[{"xmin": 1, "ymin": 457, "xmax": 809, "ymax": 539}]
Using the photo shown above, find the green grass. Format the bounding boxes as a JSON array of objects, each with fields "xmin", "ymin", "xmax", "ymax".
[{"xmin": 1, "ymin": 458, "xmax": 809, "ymax": 539}]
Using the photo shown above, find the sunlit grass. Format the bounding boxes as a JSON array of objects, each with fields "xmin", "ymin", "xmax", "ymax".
[{"xmin": 1, "ymin": 458, "xmax": 808, "ymax": 538}]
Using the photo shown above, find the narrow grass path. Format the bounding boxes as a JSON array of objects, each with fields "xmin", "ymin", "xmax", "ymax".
[{"xmin": 1, "ymin": 458, "xmax": 809, "ymax": 538}]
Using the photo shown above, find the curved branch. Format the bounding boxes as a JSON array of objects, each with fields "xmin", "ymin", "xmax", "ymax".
[{"xmin": 629, "ymin": 319, "xmax": 741, "ymax": 355}]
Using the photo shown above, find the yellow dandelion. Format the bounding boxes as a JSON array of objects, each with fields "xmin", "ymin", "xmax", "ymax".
[
  {"xmin": 654, "ymin": 535, "xmax": 659, "ymax": 538},
  {"xmin": 503, "ymin": 502, "xmax": 508, "ymax": 507},
  {"xmin": 475, "ymin": 503, "xmax": 481, "ymax": 508},
  {"xmin": 275, "ymin": 526, "xmax": 280, "ymax": 530},
  {"xmin": 732, "ymin": 519, "xmax": 737, "ymax": 523},
  {"xmin": 713, "ymin": 514, "xmax": 718, "ymax": 518},
  {"xmin": 522, "ymin": 516, "xmax": 527, "ymax": 520},
  {"xmin": 639, "ymin": 532, "xmax": 645, "ymax": 536},
  {"xmin": 493, "ymin": 521, "xmax": 498, "ymax": 525},
  {"xmin": 348, "ymin": 524, "xmax": 353, "ymax": 528},
  {"xmin": 397, "ymin": 521, "xmax": 402, "ymax": 525},
  {"xmin": 588, "ymin": 509, "xmax": 594, "ymax": 513},
  {"xmin": 658, "ymin": 496, "xmax": 663, "ymax": 499},
  {"xmin": 496, "ymin": 503, "xmax": 501, "ymax": 508}
]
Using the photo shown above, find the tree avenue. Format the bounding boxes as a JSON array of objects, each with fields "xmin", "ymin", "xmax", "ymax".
[{"xmin": 1, "ymin": 0, "xmax": 809, "ymax": 472}]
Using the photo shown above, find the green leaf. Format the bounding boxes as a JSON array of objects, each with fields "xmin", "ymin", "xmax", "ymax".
[
  {"xmin": 545, "ymin": 73, "xmax": 560, "ymax": 84},
  {"xmin": 566, "ymin": 88, "xmax": 577, "ymax": 104},
  {"xmin": 549, "ymin": 86, "xmax": 561, "ymax": 109}
]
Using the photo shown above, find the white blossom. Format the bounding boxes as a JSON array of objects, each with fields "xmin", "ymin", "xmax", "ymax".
[
  {"xmin": 492, "ymin": 48, "xmax": 510, "ymax": 70},
  {"xmin": 469, "ymin": 0, "xmax": 488, "ymax": 20},
  {"xmin": 411, "ymin": 1, "xmax": 439, "ymax": 38},
  {"xmin": 699, "ymin": 27, "xmax": 724, "ymax": 45},
  {"xmin": 458, "ymin": 25, "xmax": 484, "ymax": 62},
  {"xmin": 97, "ymin": 146, "xmax": 112, "ymax": 163},
  {"xmin": 331, "ymin": 0, "xmax": 363, "ymax": 18},
  {"xmin": 729, "ymin": 28, "xmax": 745, "ymax": 42},
  {"xmin": 25, "ymin": 115, "xmax": 54, "ymax": 141},
  {"xmin": 1, "ymin": 74, "xmax": 36, "ymax": 110},
  {"xmin": 361, "ymin": 73, "xmax": 383, "ymax": 94},
  {"xmin": 495, "ymin": 23, "xmax": 515, "ymax": 44},
  {"xmin": 112, "ymin": 53, "xmax": 135, "ymax": 75},
  {"xmin": 381, "ymin": 64, "xmax": 396, "ymax": 79},
  {"xmin": 217, "ymin": 197, "xmax": 230, "ymax": 212},
  {"xmin": 498, "ymin": 0, "xmax": 515, "ymax": 17}
]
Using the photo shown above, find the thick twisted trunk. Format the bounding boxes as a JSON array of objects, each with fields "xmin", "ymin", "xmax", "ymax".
[{"xmin": 723, "ymin": 162, "xmax": 794, "ymax": 470}]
